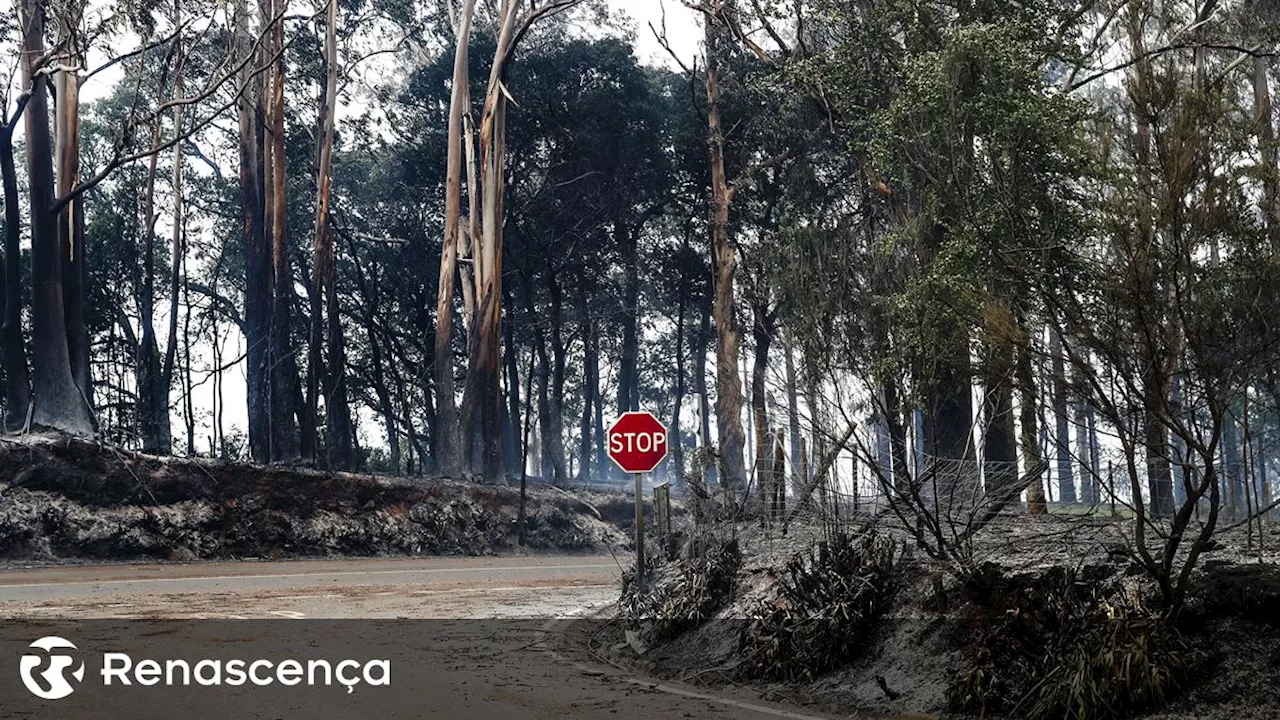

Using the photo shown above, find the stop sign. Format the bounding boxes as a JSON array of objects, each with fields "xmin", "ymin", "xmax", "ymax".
[{"xmin": 606, "ymin": 411, "xmax": 669, "ymax": 474}]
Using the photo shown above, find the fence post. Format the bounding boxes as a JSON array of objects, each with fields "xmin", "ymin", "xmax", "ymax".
[{"xmin": 654, "ymin": 482, "xmax": 671, "ymax": 558}]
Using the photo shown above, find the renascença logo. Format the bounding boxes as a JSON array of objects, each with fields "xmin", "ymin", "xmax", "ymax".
[
  {"xmin": 16, "ymin": 636, "xmax": 390, "ymax": 698},
  {"xmin": 20, "ymin": 636, "xmax": 85, "ymax": 700}
]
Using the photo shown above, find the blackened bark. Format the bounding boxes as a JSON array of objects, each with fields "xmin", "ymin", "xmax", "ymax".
[
  {"xmin": 1145, "ymin": 370, "xmax": 1175, "ymax": 518},
  {"xmin": 1050, "ymin": 328, "xmax": 1075, "ymax": 503},
  {"xmin": 545, "ymin": 268, "xmax": 566, "ymax": 483},
  {"xmin": 751, "ymin": 302, "xmax": 773, "ymax": 511},
  {"xmin": 267, "ymin": 0, "xmax": 299, "ymax": 462},
  {"xmin": 137, "ymin": 120, "xmax": 168, "ymax": 452},
  {"xmin": 923, "ymin": 343, "xmax": 973, "ymax": 463},
  {"xmin": 323, "ymin": 265, "xmax": 355, "ymax": 468},
  {"xmin": 1074, "ymin": 365, "xmax": 1095, "ymax": 505},
  {"xmin": 1, "ymin": 101, "xmax": 32, "ymax": 431},
  {"xmin": 695, "ymin": 293, "xmax": 714, "ymax": 485},
  {"xmin": 503, "ymin": 286, "xmax": 521, "ymax": 476},
  {"xmin": 577, "ymin": 287, "xmax": 595, "ymax": 483},
  {"xmin": 237, "ymin": 0, "xmax": 270, "ymax": 462},
  {"xmin": 981, "ymin": 337, "xmax": 1018, "ymax": 507},
  {"xmin": 784, "ymin": 336, "xmax": 801, "ymax": 491},
  {"xmin": 1015, "ymin": 321, "xmax": 1047, "ymax": 514},
  {"xmin": 670, "ymin": 287, "xmax": 687, "ymax": 489},
  {"xmin": 771, "ymin": 428, "xmax": 786, "ymax": 521},
  {"xmin": 351, "ymin": 244, "xmax": 400, "ymax": 474},
  {"xmin": 20, "ymin": 0, "xmax": 93, "ymax": 436},
  {"xmin": 535, "ymin": 338, "xmax": 553, "ymax": 481},
  {"xmin": 592, "ymin": 327, "xmax": 605, "ymax": 477}
]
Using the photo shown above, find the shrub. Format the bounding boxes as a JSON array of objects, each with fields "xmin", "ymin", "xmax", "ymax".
[
  {"xmin": 948, "ymin": 566, "xmax": 1203, "ymax": 720},
  {"xmin": 620, "ymin": 537, "xmax": 741, "ymax": 643},
  {"xmin": 737, "ymin": 532, "xmax": 900, "ymax": 681}
]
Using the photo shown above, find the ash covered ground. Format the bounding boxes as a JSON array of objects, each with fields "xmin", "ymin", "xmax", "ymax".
[
  {"xmin": 592, "ymin": 511, "xmax": 1280, "ymax": 720},
  {"xmin": 0, "ymin": 433, "xmax": 640, "ymax": 562}
]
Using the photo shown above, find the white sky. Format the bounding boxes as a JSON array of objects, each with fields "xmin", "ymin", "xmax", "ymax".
[{"xmin": 608, "ymin": 0, "xmax": 701, "ymax": 69}]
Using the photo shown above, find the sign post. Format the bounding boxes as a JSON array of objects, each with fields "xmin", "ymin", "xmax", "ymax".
[{"xmin": 606, "ymin": 411, "xmax": 669, "ymax": 583}]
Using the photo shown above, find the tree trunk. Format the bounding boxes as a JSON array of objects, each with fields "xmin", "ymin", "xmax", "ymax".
[
  {"xmin": 20, "ymin": 0, "xmax": 93, "ymax": 436},
  {"xmin": 1050, "ymin": 328, "xmax": 1075, "ymax": 503},
  {"xmin": 369, "ymin": 321, "xmax": 400, "ymax": 474},
  {"xmin": 593, "ymin": 328, "xmax": 606, "ymax": 478},
  {"xmin": 784, "ymin": 335, "xmax": 801, "ymax": 491},
  {"xmin": 181, "ymin": 251, "xmax": 195, "ymax": 455},
  {"xmin": 237, "ymin": 0, "xmax": 271, "ymax": 462},
  {"xmin": 695, "ymin": 293, "xmax": 715, "ymax": 486},
  {"xmin": 503, "ymin": 285, "xmax": 522, "ymax": 476},
  {"xmin": 467, "ymin": 1, "xmax": 540, "ymax": 484},
  {"xmin": 1074, "ymin": 365, "xmax": 1094, "ymax": 505},
  {"xmin": 432, "ymin": 0, "xmax": 476, "ymax": 478},
  {"xmin": 578, "ymin": 287, "xmax": 595, "ymax": 483},
  {"xmin": 670, "ymin": 287, "xmax": 687, "ymax": 489},
  {"xmin": 1256, "ymin": 56, "xmax": 1279, "ymax": 254},
  {"xmin": 923, "ymin": 346, "xmax": 972, "ymax": 465},
  {"xmin": 981, "ymin": 336, "xmax": 1018, "ymax": 507},
  {"xmin": 772, "ymin": 428, "xmax": 786, "ymax": 522},
  {"xmin": 1016, "ymin": 321, "xmax": 1048, "ymax": 514},
  {"xmin": 137, "ymin": 18, "xmax": 186, "ymax": 455},
  {"xmin": 751, "ymin": 303, "xmax": 773, "ymax": 512},
  {"xmin": 266, "ymin": 0, "xmax": 299, "ymax": 461},
  {"xmin": 705, "ymin": 17, "xmax": 747, "ymax": 491},
  {"xmin": 545, "ymin": 269, "xmax": 567, "ymax": 483},
  {"xmin": 0, "ymin": 104, "xmax": 31, "ymax": 431},
  {"xmin": 535, "ymin": 341, "xmax": 552, "ymax": 481},
  {"xmin": 55, "ymin": 9, "xmax": 91, "ymax": 411},
  {"xmin": 159, "ymin": 43, "xmax": 186, "ymax": 453},
  {"xmin": 1129, "ymin": 7, "xmax": 1175, "ymax": 519},
  {"xmin": 138, "ymin": 116, "xmax": 168, "ymax": 453},
  {"xmin": 311, "ymin": 0, "xmax": 354, "ymax": 469}
]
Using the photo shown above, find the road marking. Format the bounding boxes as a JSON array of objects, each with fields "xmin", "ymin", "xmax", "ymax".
[{"xmin": 0, "ymin": 563, "xmax": 618, "ymax": 590}]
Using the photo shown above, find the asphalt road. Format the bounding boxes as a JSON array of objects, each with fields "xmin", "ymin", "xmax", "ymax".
[{"xmin": 0, "ymin": 556, "xmax": 836, "ymax": 719}]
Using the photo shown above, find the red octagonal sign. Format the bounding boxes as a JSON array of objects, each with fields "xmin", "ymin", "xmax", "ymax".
[{"xmin": 606, "ymin": 411, "xmax": 669, "ymax": 474}]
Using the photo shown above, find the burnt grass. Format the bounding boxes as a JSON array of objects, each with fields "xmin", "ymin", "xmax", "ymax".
[
  {"xmin": 0, "ymin": 433, "xmax": 636, "ymax": 561},
  {"xmin": 592, "ymin": 518, "xmax": 1280, "ymax": 720}
]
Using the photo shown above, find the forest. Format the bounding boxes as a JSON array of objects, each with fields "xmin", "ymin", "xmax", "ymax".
[{"xmin": 2, "ymin": 0, "xmax": 1279, "ymax": 554}]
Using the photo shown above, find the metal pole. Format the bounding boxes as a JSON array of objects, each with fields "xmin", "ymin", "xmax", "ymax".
[{"xmin": 635, "ymin": 471, "xmax": 645, "ymax": 582}]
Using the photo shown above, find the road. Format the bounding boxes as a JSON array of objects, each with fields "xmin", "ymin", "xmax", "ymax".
[{"xmin": 0, "ymin": 555, "xmax": 833, "ymax": 719}]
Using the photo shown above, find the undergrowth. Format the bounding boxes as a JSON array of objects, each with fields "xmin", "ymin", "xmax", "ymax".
[
  {"xmin": 619, "ymin": 537, "xmax": 741, "ymax": 644},
  {"xmin": 947, "ymin": 565, "xmax": 1204, "ymax": 720},
  {"xmin": 737, "ymin": 531, "xmax": 900, "ymax": 681}
]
